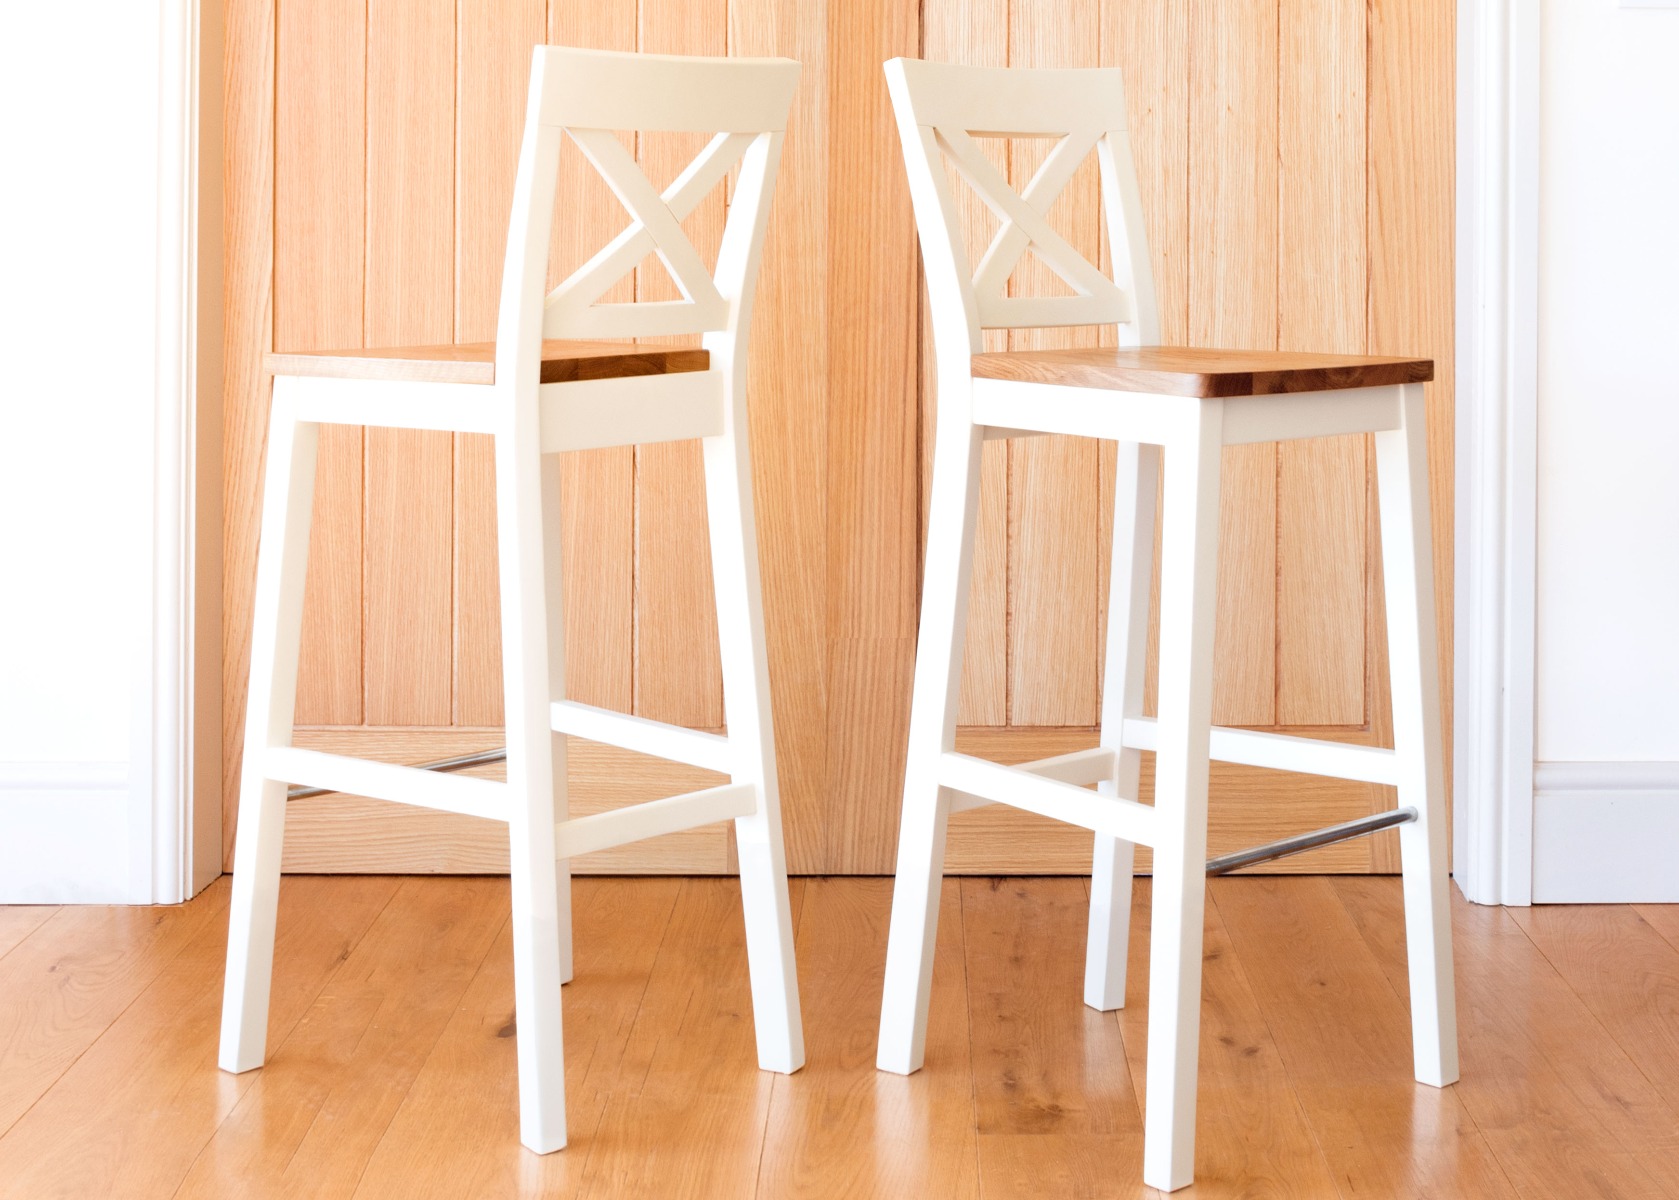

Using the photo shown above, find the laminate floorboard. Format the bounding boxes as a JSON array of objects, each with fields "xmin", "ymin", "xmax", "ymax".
[
  {"xmin": 1336, "ymin": 878, "xmax": 1679, "ymax": 1199},
  {"xmin": 0, "ymin": 906, "xmax": 56, "ymax": 964},
  {"xmin": 0, "ymin": 876, "xmax": 1673, "ymax": 1198}
]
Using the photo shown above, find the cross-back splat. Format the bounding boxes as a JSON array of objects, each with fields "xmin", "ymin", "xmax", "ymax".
[
  {"xmin": 935, "ymin": 124, "xmax": 1131, "ymax": 330},
  {"xmin": 544, "ymin": 128, "xmax": 757, "ymax": 340}
]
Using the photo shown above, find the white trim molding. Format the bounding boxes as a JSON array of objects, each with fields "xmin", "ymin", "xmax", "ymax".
[
  {"xmin": 0, "ymin": 765, "xmax": 132, "ymax": 903},
  {"xmin": 138, "ymin": 0, "xmax": 223, "ymax": 903},
  {"xmin": 1452, "ymin": 0, "xmax": 1541, "ymax": 905},
  {"xmin": 1533, "ymin": 763, "xmax": 1679, "ymax": 902}
]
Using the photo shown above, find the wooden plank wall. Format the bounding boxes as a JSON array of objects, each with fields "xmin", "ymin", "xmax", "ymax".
[{"xmin": 223, "ymin": 0, "xmax": 1454, "ymax": 875}]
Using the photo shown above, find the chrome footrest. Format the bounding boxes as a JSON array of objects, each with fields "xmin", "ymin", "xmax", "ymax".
[{"xmin": 1206, "ymin": 807, "xmax": 1416, "ymax": 876}]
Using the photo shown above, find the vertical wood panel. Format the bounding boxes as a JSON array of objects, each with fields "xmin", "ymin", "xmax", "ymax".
[
  {"xmin": 451, "ymin": 0, "xmax": 547, "ymax": 726},
  {"xmin": 824, "ymin": 0, "xmax": 921, "ymax": 872},
  {"xmin": 1276, "ymin": 0, "xmax": 1368, "ymax": 725},
  {"xmin": 732, "ymin": 0, "xmax": 833, "ymax": 872},
  {"xmin": 229, "ymin": 3, "xmax": 1455, "ymax": 875},
  {"xmin": 1005, "ymin": 0, "xmax": 1103, "ymax": 728},
  {"xmin": 1189, "ymin": 0, "xmax": 1276, "ymax": 727},
  {"xmin": 222, "ymin": 0, "xmax": 275, "ymax": 860},
  {"xmin": 923, "ymin": 0, "xmax": 1009, "ymax": 729},
  {"xmin": 548, "ymin": 2, "xmax": 638, "ymax": 715},
  {"xmin": 632, "ymin": 0, "xmax": 728, "ymax": 730},
  {"xmin": 276, "ymin": 0, "xmax": 365, "ymax": 726},
  {"xmin": 1102, "ymin": 0, "xmax": 1188, "ymax": 726},
  {"xmin": 1370, "ymin": 0, "xmax": 1455, "ymax": 787},
  {"xmin": 363, "ymin": 0, "xmax": 455, "ymax": 727}
]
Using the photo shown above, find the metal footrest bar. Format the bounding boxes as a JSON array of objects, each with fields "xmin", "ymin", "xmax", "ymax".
[
  {"xmin": 286, "ymin": 746, "xmax": 506, "ymax": 801},
  {"xmin": 1205, "ymin": 807, "xmax": 1416, "ymax": 876}
]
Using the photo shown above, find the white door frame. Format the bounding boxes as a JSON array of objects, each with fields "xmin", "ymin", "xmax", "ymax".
[
  {"xmin": 142, "ymin": 0, "xmax": 224, "ymax": 904},
  {"xmin": 1452, "ymin": 0, "xmax": 1539, "ymax": 906}
]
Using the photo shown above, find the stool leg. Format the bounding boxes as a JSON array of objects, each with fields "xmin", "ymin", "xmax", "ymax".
[
  {"xmin": 496, "ymin": 427, "xmax": 568, "ymax": 1153},
  {"xmin": 540, "ymin": 454, "xmax": 572, "ymax": 986},
  {"xmin": 1085, "ymin": 442, "xmax": 1159, "ymax": 1011},
  {"xmin": 220, "ymin": 387, "xmax": 318, "ymax": 1074},
  {"xmin": 877, "ymin": 417, "xmax": 985, "ymax": 1075},
  {"xmin": 702, "ymin": 418, "xmax": 804, "ymax": 1075},
  {"xmin": 1374, "ymin": 383, "xmax": 1459, "ymax": 1088},
  {"xmin": 1143, "ymin": 402, "xmax": 1224, "ymax": 1192}
]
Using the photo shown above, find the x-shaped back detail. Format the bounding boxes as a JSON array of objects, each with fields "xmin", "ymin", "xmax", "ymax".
[
  {"xmin": 936, "ymin": 125, "xmax": 1131, "ymax": 330},
  {"xmin": 545, "ymin": 129, "xmax": 755, "ymax": 340}
]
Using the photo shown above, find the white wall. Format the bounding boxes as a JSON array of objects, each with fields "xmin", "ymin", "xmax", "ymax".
[
  {"xmin": 0, "ymin": 2, "xmax": 161, "ymax": 900},
  {"xmin": 1532, "ymin": 0, "xmax": 1679, "ymax": 900}
]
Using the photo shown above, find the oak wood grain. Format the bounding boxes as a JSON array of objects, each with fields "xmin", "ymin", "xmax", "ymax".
[
  {"xmin": 2, "ymin": 877, "xmax": 1668, "ymax": 1195},
  {"xmin": 821, "ymin": 0, "xmax": 921, "ymax": 872},
  {"xmin": 1111, "ymin": 880, "xmax": 1342, "ymax": 1197},
  {"xmin": 1004, "ymin": 0, "xmax": 1105, "ymax": 729},
  {"xmin": 173, "ymin": 877, "xmax": 506, "ymax": 1199},
  {"xmin": 925, "ymin": 0, "xmax": 1009, "ymax": 731},
  {"xmin": 1191, "ymin": 0, "xmax": 1277, "ymax": 727},
  {"xmin": 1216, "ymin": 876, "xmax": 1518, "ymax": 1197},
  {"xmin": 351, "ymin": 878, "xmax": 681, "ymax": 1198},
  {"xmin": 450, "ymin": 0, "xmax": 548, "ymax": 729},
  {"xmin": 360, "ymin": 0, "xmax": 456, "ymax": 729},
  {"xmin": 733, "ymin": 0, "xmax": 833, "ymax": 874},
  {"xmin": 964, "ymin": 876, "xmax": 1150, "ymax": 1196},
  {"xmin": 0, "ymin": 906, "xmax": 54, "ymax": 965},
  {"xmin": 1509, "ymin": 904, "xmax": 1679, "ymax": 1119},
  {"xmin": 275, "ymin": 0, "xmax": 365, "ymax": 728},
  {"xmin": 971, "ymin": 346, "xmax": 1433, "ymax": 397},
  {"xmin": 569, "ymin": 878, "xmax": 802, "ymax": 1198},
  {"xmin": 265, "ymin": 340, "xmax": 710, "ymax": 385},
  {"xmin": 0, "ymin": 878, "xmax": 393, "ymax": 1198},
  {"xmin": 630, "ymin": 0, "xmax": 729, "ymax": 734},
  {"xmin": 1337, "ymin": 878, "xmax": 1679, "ymax": 1198},
  {"xmin": 220, "ymin": 0, "xmax": 276, "ymax": 856},
  {"xmin": 1276, "ymin": 0, "xmax": 1369, "ymax": 727},
  {"xmin": 1370, "ymin": 0, "xmax": 1457, "ymax": 806},
  {"xmin": 0, "ymin": 893, "xmax": 230, "ymax": 1136},
  {"xmin": 755, "ymin": 878, "xmax": 981, "ymax": 1198}
]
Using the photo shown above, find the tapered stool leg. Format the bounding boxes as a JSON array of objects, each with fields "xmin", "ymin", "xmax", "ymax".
[
  {"xmin": 1085, "ymin": 442, "xmax": 1159, "ymax": 1011},
  {"xmin": 1375, "ymin": 382, "xmax": 1459, "ymax": 1088},
  {"xmin": 703, "ymin": 408, "xmax": 804, "ymax": 1075},
  {"xmin": 220, "ymin": 388, "xmax": 319, "ymax": 1074},
  {"xmin": 497, "ymin": 427, "xmax": 569, "ymax": 1154},
  {"xmin": 539, "ymin": 454, "xmax": 573, "ymax": 987},
  {"xmin": 1143, "ymin": 403, "xmax": 1224, "ymax": 1192},
  {"xmin": 877, "ymin": 418, "xmax": 986, "ymax": 1075}
]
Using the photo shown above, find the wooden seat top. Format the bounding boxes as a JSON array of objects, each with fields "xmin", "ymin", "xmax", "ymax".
[
  {"xmin": 265, "ymin": 340, "xmax": 709, "ymax": 386},
  {"xmin": 970, "ymin": 346, "xmax": 1432, "ymax": 398}
]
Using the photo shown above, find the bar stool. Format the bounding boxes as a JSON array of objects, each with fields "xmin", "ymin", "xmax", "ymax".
[
  {"xmin": 219, "ymin": 46, "xmax": 805, "ymax": 1153},
  {"xmin": 875, "ymin": 58, "xmax": 1458, "ymax": 1192}
]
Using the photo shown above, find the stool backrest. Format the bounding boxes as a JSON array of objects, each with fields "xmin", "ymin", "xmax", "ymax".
[
  {"xmin": 496, "ymin": 47, "xmax": 801, "ymax": 390},
  {"xmin": 883, "ymin": 58, "xmax": 1160, "ymax": 382}
]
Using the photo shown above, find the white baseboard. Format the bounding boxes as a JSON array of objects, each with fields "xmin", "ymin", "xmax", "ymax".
[
  {"xmin": 1532, "ymin": 762, "xmax": 1679, "ymax": 903},
  {"xmin": 0, "ymin": 763, "xmax": 132, "ymax": 903}
]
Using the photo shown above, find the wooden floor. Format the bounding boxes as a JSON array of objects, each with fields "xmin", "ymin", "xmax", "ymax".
[{"xmin": 2, "ymin": 877, "xmax": 1678, "ymax": 1198}]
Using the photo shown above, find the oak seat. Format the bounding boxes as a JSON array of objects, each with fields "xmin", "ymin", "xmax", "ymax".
[
  {"xmin": 971, "ymin": 346, "xmax": 1433, "ymax": 398},
  {"xmin": 265, "ymin": 339, "xmax": 709, "ymax": 386}
]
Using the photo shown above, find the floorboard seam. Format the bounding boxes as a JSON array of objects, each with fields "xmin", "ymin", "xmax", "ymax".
[{"xmin": 1207, "ymin": 878, "xmax": 1352, "ymax": 1200}]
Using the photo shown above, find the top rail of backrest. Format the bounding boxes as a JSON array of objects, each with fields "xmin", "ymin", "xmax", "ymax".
[
  {"xmin": 883, "ymin": 57, "xmax": 1159, "ymax": 357},
  {"xmin": 883, "ymin": 58, "xmax": 1130, "ymax": 138},
  {"xmin": 533, "ymin": 46, "xmax": 800, "ymax": 134}
]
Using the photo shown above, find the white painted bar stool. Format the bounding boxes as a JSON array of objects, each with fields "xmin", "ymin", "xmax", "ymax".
[
  {"xmin": 875, "ymin": 58, "xmax": 1458, "ymax": 1192},
  {"xmin": 220, "ymin": 46, "xmax": 805, "ymax": 1153}
]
